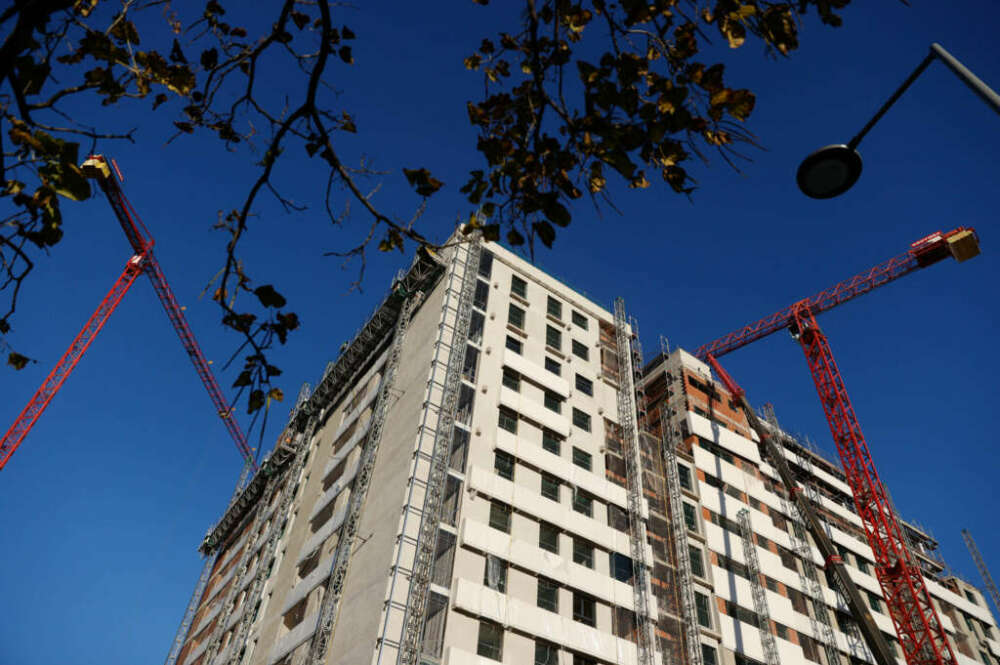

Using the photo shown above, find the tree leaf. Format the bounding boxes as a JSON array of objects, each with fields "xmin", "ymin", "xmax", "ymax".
[
  {"xmin": 507, "ymin": 228, "xmax": 525, "ymax": 245},
  {"xmin": 533, "ymin": 220, "xmax": 556, "ymax": 248},
  {"xmin": 267, "ymin": 387, "xmax": 284, "ymax": 401},
  {"xmin": 7, "ymin": 352, "xmax": 30, "ymax": 370},
  {"xmin": 403, "ymin": 167, "xmax": 444, "ymax": 197},
  {"xmin": 247, "ymin": 389, "xmax": 265, "ymax": 413},
  {"xmin": 254, "ymin": 284, "xmax": 287, "ymax": 308},
  {"xmin": 233, "ymin": 370, "xmax": 252, "ymax": 387}
]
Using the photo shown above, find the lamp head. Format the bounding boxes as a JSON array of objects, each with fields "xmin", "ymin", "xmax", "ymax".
[{"xmin": 796, "ymin": 144, "xmax": 863, "ymax": 199}]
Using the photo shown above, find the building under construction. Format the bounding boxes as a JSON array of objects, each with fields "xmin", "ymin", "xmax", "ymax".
[{"xmin": 166, "ymin": 234, "xmax": 999, "ymax": 665}]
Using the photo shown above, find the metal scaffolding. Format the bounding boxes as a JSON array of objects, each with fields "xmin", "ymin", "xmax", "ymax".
[
  {"xmin": 657, "ymin": 339, "xmax": 703, "ymax": 665},
  {"xmin": 378, "ymin": 235, "xmax": 480, "ymax": 665},
  {"xmin": 305, "ymin": 290, "xmax": 422, "ymax": 664},
  {"xmin": 613, "ymin": 299, "xmax": 654, "ymax": 665},
  {"xmin": 763, "ymin": 410, "xmax": 842, "ymax": 665},
  {"xmin": 164, "ymin": 553, "xmax": 216, "ymax": 665},
  {"xmin": 738, "ymin": 508, "xmax": 782, "ymax": 665}
]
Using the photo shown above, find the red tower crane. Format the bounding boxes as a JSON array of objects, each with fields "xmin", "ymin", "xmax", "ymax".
[
  {"xmin": 694, "ymin": 226, "xmax": 980, "ymax": 665},
  {"xmin": 0, "ymin": 155, "xmax": 256, "ymax": 472}
]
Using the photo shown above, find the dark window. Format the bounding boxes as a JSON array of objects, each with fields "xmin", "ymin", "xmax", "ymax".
[
  {"xmin": 572, "ymin": 489, "xmax": 593, "ymax": 517},
  {"xmin": 857, "ymin": 557, "xmax": 871, "ymax": 574},
  {"xmin": 575, "ymin": 374, "xmax": 593, "ymax": 396},
  {"xmin": 965, "ymin": 590, "xmax": 978, "ymax": 605},
  {"xmin": 775, "ymin": 622, "xmax": 788, "ymax": 639},
  {"xmin": 573, "ymin": 592, "xmax": 596, "ymax": 626},
  {"xmin": 505, "ymin": 335, "xmax": 522, "ymax": 354},
  {"xmin": 511, "ymin": 275, "xmax": 527, "ymax": 298},
  {"xmin": 702, "ymin": 645, "xmax": 719, "ymax": 665},
  {"xmin": 541, "ymin": 473, "xmax": 560, "ymax": 501},
  {"xmin": 765, "ymin": 577, "xmax": 779, "ymax": 593},
  {"xmin": 572, "ymin": 310, "xmax": 588, "ymax": 329},
  {"xmin": 677, "ymin": 464, "xmax": 692, "ymax": 490},
  {"xmin": 572, "ymin": 339, "xmax": 589, "ymax": 360},
  {"xmin": 463, "ymin": 345, "xmax": 479, "ymax": 382},
  {"xmin": 508, "ymin": 303, "xmax": 525, "ymax": 329},
  {"xmin": 690, "ymin": 545, "xmax": 705, "ymax": 578},
  {"xmin": 535, "ymin": 640, "xmax": 558, "ymax": 665},
  {"xmin": 573, "ymin": 539, "xmax": 594, "ymax": 568},
  {"xmin": 778, "ymin": 546, "xmax": 799, "ymax": 572},
  {"xmin": 483, "ymin": 555, "xmax": 507, "ymax": 592},
  {"xmin": 695, "ymin": 592, "xmax": 712, "ymax": 628},
  {"xmin": 502, "ymin": 368, "xmax": 520, "ymax": 392},
  {"xmin": 610, "ymin": 552, "xmax": 633, "ymax": 583},
  {"xmin": 488, "ymin": 501, "xmax": 511, "ymax": 533},
  {"xmin": 542, "ymin": 429, "xmax": 561, "ymax": 455},
  {"xmin": 539, "ymin": 522, "xmax": 559, "ymax": 553},
  {"xmin": 607, "ymin": 504, "xmax": 629, "ymax": 532},
  {"xmin": 474, "ymin": 280, "xmax": 489, "ymax": 310},
  {"xmin": 572, "ymin": 447, "xmax": 592, "ymax": 471},
  {"xmin": 476, "ymin": 620, "xmax": 503, "ymax": 661},
  {"xmin": 498, "ymin": 406, "xmax": 518, "ymax": 434},
  {"xmin": 572, "ymin": 408, "xmax": 591, "ymax": 432},
  {"xmin": 683, "ymin": 503, "xmax": 698, "ymax": 531},
  {"xmin": 800, "ymin": 634, "xmax": 821, "ymax": 663},
  {"xmin": 547, "ymin": 296, "xmax": 562, "ymax": 319},
  {"xmin": 544, "ymin": 391, "xmax": 562, "ymax": 413},
  {"xmin": 537, "ymin": 577, "xmax": 559, "ymax": 612},
  {"xmin": 546, "ymin": 325, "xmax": 562, "ymax": 350},
  {"xmin": 478, "ymin": 250, "xmax": 493, "ymax": 278},
  {"xmin": 494, "ymin": 450, "xmax": 514, "ymax": 480},
  {"xmin": 574, "ymin": 656, "xmax": 597, "ymax": 665},
  {"xmin": 469, "ymin": 310, "xmax": 485, "ymax": 345},
  {"xmin": 544, "ymin": 357, "xmax": 561, "ymax": 375}
]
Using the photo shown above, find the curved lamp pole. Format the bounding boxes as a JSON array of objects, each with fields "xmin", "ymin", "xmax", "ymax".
[{"xmin": 798, "ymin": 43, "xmax": 1000, "ymax": 199}]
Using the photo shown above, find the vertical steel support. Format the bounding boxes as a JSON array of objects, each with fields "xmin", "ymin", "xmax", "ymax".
[
  {"xmin": 396, "ymin": 236, "xmax": 481, "ymax": 665},
  {"xmin": 963, "ymin": 530, "xmax": 1000, "ymax": 617},
  {"xmin": 305, "ymin": 291, "xmax": 422, "ymax": 663},
  {"xmin": 764, "ymin": 411, "xmax": 841, "ymax": 665},
  {"xmin": 737, "ymin": 508, "xmax": 781, "ymax": 665},
  {"xmin": 658, "ymin": 339, "xmax": 703, "ymax": 665},
  {"xmin": 791, "ymin": 305, "xmax": 956, "ymax": 665},
  {"xmin": 613, "ymin": 299, "xmax": 654, "ymax": 665},
  {"xmin": 164, "ymin": 553, "xmax": 218, "ymax": 665},
  {"xmin": 203, "ymin": 428, "xmax": 308, "ymax": 665}
]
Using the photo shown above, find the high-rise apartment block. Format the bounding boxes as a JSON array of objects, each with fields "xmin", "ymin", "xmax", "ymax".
[{"xmin": 167, "ymin": 235, "xmax": 1000, "ymax": 665}]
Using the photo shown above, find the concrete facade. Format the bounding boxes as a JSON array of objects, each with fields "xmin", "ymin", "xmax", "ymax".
[{"xmin": 171, "ymin": 237, "xmax": 999, "ymax": 665}]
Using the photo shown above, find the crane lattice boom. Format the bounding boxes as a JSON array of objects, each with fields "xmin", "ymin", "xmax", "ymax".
[
  {"xmin": 695, "ymin": 227, "xmax": 979, "ymax": 665},
  {"xmin": 0, "ymin": 156, "xmax": 255, "ymax": 472},
  {"xmin": 694, "ymin": 227, "xmax": 979, "ymax": 360}
]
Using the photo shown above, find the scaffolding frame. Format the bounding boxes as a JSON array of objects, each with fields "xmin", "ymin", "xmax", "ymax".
[
  {"xmin": 657, "ymin": 338, "xmax": 703, "ymax": 665},
  {"xmin": 164, "ymin": 552, "xmax": 217, "ymax": 665},
  {"xmin": 304, "ymin": 290, "xmax": 422, "ymax": 664},
  {"xmin": 764, "ymin": 413, "xmax": 842, "ymax": 665},
  {"xmin": 738, "ymin": 508, "xmax": 782, "ymax": 665},
  {"xmin": 613, "ymin": 300, "xmax": 654, "ymax": 665},
  {"xmin": 370, "ymin": 235, "xmax": 480, "ymax": 665}
]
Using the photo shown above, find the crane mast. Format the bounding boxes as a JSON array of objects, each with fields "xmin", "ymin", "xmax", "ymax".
[
  {"xmin": 962, "ymin": 530, "xmax": 1000, "ymax": 617},
  {"xmin": 0, "ymin": 155, "xmax": 255, "ymax": 472},
  {"xmin": 695, "ymin": 227, "xmax": 980, "ymax": 665}
]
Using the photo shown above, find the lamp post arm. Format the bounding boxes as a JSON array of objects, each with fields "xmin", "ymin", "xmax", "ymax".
[
  {"xmin": 847, "ymin": 51, "xmax": 935, "ymax": 149},
  {"xmin": 930, "ymin": 43, "xmax": 1000, "ymax": 116},
  {"xmin": 849, "ymin": 43, "xmax": 1000, "ymax": 150}
]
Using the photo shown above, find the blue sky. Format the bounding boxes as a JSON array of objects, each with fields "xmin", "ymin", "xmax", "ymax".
[{"xmin": 1, "ymin": 2, "xmax": 998, "ymax": 664}]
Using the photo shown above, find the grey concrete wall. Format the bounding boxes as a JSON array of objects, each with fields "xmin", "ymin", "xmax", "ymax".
[{"xmin": 324, "ymin": 276, "xmax": 449, "ymax": 665}]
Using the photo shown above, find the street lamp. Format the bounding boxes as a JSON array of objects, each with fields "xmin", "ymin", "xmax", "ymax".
[{"xmin": 797, "ymin": 43, "xmax": 1000, "ymax": 199}]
